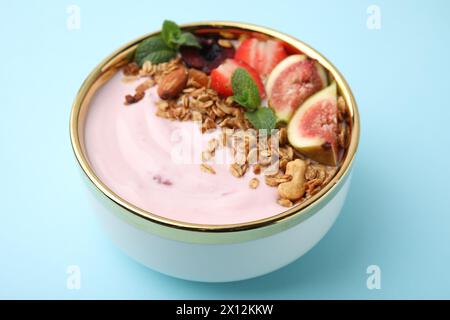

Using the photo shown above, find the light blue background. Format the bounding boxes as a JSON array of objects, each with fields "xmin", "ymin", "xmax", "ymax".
[{"xmin": 1, "ymin": 0, "xmax": 449, "ymax": 299}]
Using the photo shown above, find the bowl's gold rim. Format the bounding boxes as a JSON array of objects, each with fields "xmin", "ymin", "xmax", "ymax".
[{"xmin": 70, "ymin": 21, "xmax": 360, "ymax": 234}]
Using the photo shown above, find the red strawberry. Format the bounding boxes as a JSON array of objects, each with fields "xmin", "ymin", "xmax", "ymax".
[
  {"xmin": 235, "ymin": 38, "xmax": 287, "ymax": 78},
  {"xmin": 210, "ymin": 59, "xmax": 265, "ymax": 97}
]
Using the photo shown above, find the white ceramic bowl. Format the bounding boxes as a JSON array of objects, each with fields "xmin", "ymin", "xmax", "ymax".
[{"xmin": 70, "ymin": 22, "xmax": 360, "ymax": 282}]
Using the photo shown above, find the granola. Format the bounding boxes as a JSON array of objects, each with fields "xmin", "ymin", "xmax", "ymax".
[
  {"xmin": 200, "ymin": 164, "xmax": 216, "ymax": 175},
  {"xmin": 249, "ymin": 178, "xmax": 260, "ymax": 189}
]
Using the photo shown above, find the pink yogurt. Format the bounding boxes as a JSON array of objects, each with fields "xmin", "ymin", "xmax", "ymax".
[{"xmin": 84, "ymin": 72, "xmax": 285, "ymax": 225}]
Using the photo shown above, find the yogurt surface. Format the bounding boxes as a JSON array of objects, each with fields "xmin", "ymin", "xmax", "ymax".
[{"xmin": 84, "ymin": 72, "xmax": 286, "ymax": 225}]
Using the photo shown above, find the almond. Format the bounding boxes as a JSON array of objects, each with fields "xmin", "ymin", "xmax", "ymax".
[{"xmin": 157, "ymin": 67, "xmax": 188, "ymax": 100}]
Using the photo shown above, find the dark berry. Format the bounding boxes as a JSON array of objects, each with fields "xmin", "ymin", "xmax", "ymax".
[{"xmin": 180, "ymin": 37, "xmax": 235, "ymax": 74}]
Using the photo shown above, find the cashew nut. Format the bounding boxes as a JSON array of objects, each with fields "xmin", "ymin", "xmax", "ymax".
[{"xmin": 278, "ymin": 159, "xmax": 306, "ymax": 200}]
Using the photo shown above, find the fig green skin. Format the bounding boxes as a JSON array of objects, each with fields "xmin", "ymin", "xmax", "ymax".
[
  {"xmin": 266, "ymin": 54, "xmax": 328, "ymax": 122},
  {"xmin": 294, "ymin": 144, "xmax": 339, "ymax": 167},
  {"xmin": 287, "ymin": 82, "xmax": 339, "ymax": 166}
]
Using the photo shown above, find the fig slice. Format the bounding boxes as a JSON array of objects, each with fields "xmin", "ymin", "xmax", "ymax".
[
  {"xmin": 287, "ymin": 82, "xmax": 339, "ymax": 166},
  {"xmin": 266, "ymin": 54, "xmax": 328, "ymax": 122}
]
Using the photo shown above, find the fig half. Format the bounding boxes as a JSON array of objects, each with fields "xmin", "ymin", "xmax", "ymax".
[
  {"xmin": 266, "ymin": 54, "xmax": 327, "ymax": 122},
  {"xmin": 287, "ymin": 82, "xmax": 339, "ymax": 166}
]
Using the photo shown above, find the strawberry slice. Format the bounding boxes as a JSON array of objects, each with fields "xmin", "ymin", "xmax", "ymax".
[
  {"xmin": 210, "ymin": 59, "xmax": 265, "ymax": 97},
  {"xmin": 235, "ymin": 38, "xmax": 287, "ymax": 78}
]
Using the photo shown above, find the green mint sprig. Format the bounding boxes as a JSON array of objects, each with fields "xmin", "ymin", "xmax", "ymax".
[
  {"xmin": 231, "ymin": 68, "xmax": 260, "ymax": 112},
  {"xmin": 135, "ymin": 36, "xmax": 177, "ymax": 66},
  {"xmin": 244, "ymin": 108, "xmax": 277, "ymax": 131},
  {"xmin": 162, "ymin": 20, "xmax": 200, "ymax": 49},
  {"xmin": 134, "ymin": 20, "xmax": 200, "ymax": 66},
  {"xmin": 231, "ymin": 68, "xmax": 277, "ymax": 131}
]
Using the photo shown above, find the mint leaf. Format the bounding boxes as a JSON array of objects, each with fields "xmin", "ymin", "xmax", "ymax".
[
  {"xmin": 162, "ymin": 20, "xmax": 200, "ymax": 49},
  {"xmin": 135, "ymin": 21, "xmax": 201, "ymax": 66},
  {"xmin": 231, "ymin": 68, "xmax": 261, "ymax": 112},
  {"xmin": 174, "ymin": 32, "xmax": 201, "ymax": 48},
  {"xmin": 141, "ymin": 50, "xmax": 177, "ymax": 65},
  {"xmin": 245, "ymin": 108, "xmax": 277, "ymax": 131},
  {"xmin": 162, "ymin": 20, "xmax": 182, "ymax": 49},
  {"xmin": 135, "ymin": 36, "xmax": 175, "ymax": 66},
  {"xmin": 231, "ymin": 68, "xmax": 277, "ymax": 130}
]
